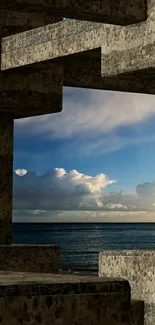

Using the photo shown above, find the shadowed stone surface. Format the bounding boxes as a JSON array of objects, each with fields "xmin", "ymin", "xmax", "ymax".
[
  {"xmin": 0, "ymin": 64, "xmax": 63, "ymax": 118},
  {"xmin": 0, "ymin": 11, "xmax": 63, "ymax": 38},
  {"xmin": 0, "ymin": 0, "xmax": 147, "ymax": 25},
  {"xmin": 131, "ymin": 300, "xmax": 144, "ymax": 325},
  {"xmin": 0, "ymin": 272, "xmax": 131, "ymax": 325},
  {"xmin": 0, "ymin": 293, "xmax": 130, "ymax": 325},
  {"xmin": 0, "ymin": 245, "xmax": 60, "ymax": 273},
  {"xmin": 99, "ymin": 250, "xmax": 155, "ymax": 325}
]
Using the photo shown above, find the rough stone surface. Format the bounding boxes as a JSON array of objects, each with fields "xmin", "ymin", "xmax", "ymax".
[
  {"xmin": 0, "ymin": 0, "xmax": 147, "ymax": 25},
  {"xmin": 0, "ymin": 245, "xmax": 60, "ymax": 273},
  {"xmin": 0, "ymin": 271, "xmax": 130, "ymax": 325},
  {"xmin": 3, "ymin": 0, "xmax": 155, "ymax": 95},
  {"xmin": 99, "ymin": 250, "xmax": 155, "ymax": 325},
  {"xmin": 0, "ymin": 293, "xmax": 130, "ymax": 325},
  {"xmin": 0, "ymin": 112, "xmax": 13, "ymax": 245}
]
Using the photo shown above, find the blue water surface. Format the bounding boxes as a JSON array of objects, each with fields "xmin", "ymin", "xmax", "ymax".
[{"xmin": 12, "ymin": 222, "xmax": 155, "ymax": 273}]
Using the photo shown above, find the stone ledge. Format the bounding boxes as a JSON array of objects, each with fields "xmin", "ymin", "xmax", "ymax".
[
  {"xmin": 0, "ymin": 245, "xmax": 60, "ymax": 273},
  {"xmin": 0, "ymin": 271, "xmax": 130, "ymax": 296}
]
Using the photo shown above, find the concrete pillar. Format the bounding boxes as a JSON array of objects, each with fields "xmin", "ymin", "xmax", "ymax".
[{"xmin": 0, "ymin": 111, "xmax": 14, "ymax": 245}]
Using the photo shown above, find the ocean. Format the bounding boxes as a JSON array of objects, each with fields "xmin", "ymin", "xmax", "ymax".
[{"xmin": 12, "ymin": 222, "xmax": 155, "ymax": 275}]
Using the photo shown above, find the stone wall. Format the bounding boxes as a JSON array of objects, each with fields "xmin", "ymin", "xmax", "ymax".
[
  {"xmin": 0, "ymin": 271, "xmax": 131, "ymax": 325},
  {"xmin": 0, "ymin": 245, "xmax": 60, "ymax": 273},
  {"xmin": 99, "ymin": 250, "xmax": 154, "ymax": 325}
]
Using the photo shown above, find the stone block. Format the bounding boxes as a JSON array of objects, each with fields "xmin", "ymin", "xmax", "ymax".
[
  {"xmin": 99, "ymin": 250, "xmax": 155, "ymax": 325},
  {"xmin": 0, "ymin": 272, "xmax": 131, "ymax": 325},
  {"xmin": 0, "ymin": 245, "xmax": 60, "ymax": 273}
]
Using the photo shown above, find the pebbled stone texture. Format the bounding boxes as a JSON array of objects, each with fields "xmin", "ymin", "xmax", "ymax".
[
  {"xmin": 0, "ymin": 245, "xmax": 60, "ymax": 273},
  {"xmin": 99, "ymin": 250, "xmax": 155, "ymax": 325}
]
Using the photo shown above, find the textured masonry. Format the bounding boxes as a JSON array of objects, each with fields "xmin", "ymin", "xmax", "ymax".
[
  {"xmin": 99, "ymin": 250, "xmax": 155, "ymax": 325},
  {"xmin": 3, "ymin": 0, "xmax": 155, "ymax": 95},
  {"xmin": 0, "ymin": 272, "xmax": 131, "ymax": 325}
]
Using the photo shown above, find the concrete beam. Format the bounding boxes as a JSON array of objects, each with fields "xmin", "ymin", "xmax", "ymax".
[
  {"xmin": 0, "ymin": 0, "xmax": 147, "ymax": 25},
  {"xmin": 2, "ymin": 0, "xmax": 155, "ymax": 95},
  {"xmin": 1, "ymin": 20, "xmax": 110, "ymax": 70}
]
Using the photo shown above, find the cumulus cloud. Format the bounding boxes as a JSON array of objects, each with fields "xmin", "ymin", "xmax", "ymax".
[
  {"xmin": 13, "ymin": 167, "xmax": 116, "ymax": 210},
  {"xmin": 13, "ymin": 167, "xmax": 155, "ymax": 213},
  {"xmin": 15, "ymin": 169, "xmax": 28, "ymax": 176}
]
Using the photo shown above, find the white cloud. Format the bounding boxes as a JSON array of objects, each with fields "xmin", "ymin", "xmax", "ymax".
[
  {"xmin": 13, "ymin": 167, "xmax": 116, "ymax": 210},
  {"xmin": 15, "ymin": 169, "xmax": 28, "ymax": 176},
  {"xmin": 13, "ymin": 167, "xmax": 155, "ymax": 213}
]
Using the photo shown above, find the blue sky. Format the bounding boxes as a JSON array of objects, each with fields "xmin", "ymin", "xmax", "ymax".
[{"xmin": 13, "ymin": 87, "xmax": 155, "ymax": 222}]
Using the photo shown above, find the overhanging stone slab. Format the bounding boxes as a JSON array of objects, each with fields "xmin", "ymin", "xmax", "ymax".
[
  {"xmin": 0, "ymin": 63, "xmax": 63, "ymax": 118},
  {"xmin": 0, "ymin": 0, "xmax": 147, "ymax": 25},
  {"xmin": 2, "ymin": 0, "xmax": 155, "ymax": 95},
  {"xmin": 0, "ymin": 245, "xmax": 60, "ymax": 273},
  {"xmin": 1, "ymin": 20, "xmax": 104, "ymax": 70},
  {"xmin": 3, "ymin": 11, "xmax": 155, "ymax": 95},
  {"xmin": 63, "ymin": 52, "xmax": 155, "ymax": 94}
]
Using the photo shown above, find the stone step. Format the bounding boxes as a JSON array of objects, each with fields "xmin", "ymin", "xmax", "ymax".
[{"xmin": 0, "ymin": 271, "xmax": 131, "ymax": 325}]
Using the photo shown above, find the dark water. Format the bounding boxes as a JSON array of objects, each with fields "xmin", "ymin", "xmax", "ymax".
[{"xmin": 12, "ymin": 222, "xmax": 155, "ymax": 275}]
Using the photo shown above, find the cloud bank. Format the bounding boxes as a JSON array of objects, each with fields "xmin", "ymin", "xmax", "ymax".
[{"xmin": 13, "ymin": 168, "xmax": 155, "ymax": 212}]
